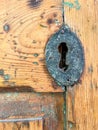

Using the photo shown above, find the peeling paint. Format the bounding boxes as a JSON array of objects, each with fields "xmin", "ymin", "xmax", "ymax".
[
  {"xmin": 0, "ymin": 69, "xmax": 11, "ymax": 82},
  {"xmin": 3, "ymin": 24, "xmax": 10, "ymax": 33},
  {"xmin": 54, "ymin": 19, "xmax": 61, "ymax": 26},
  {"xmin": 64, "ymin": 0, "xmax": 81, "ymax": 10},
  {"xmin": 6, "ymin": 93, "xmax": 12, "ymax": 97},
  {"xmin": 14, "ymin": 92, "xmax": 19, "ymax": 97},
  {"xmin": 68, "ymin": 121, "xmax": 76, "ymax": 129},
  {"xmin": 4, "ymin": 74, "xmax": 10, "ymax": 81},
  {"xmin": 33, "ymin": 53, "xmax": 39, "ymax": 57},
  {"xmin": 69, "ymin": 122, "xmax": 73, "ymax": 128},
  {"xmin": 64, "ymin": 2, "xmax": 74, "ymax": 8},
  {"xmin": 6, "ymin": 93, "xmax": 19, "ymax": 98},
  {"xmin": 0, "ymin": 69, "xmax": 4, "ymax": 76},
  {"xmin": 32, "ymin": 62, "xmax": 39, "ymax": 65}
]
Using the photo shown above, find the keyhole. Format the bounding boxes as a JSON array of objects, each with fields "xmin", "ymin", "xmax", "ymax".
[{"xmin": 58, "ymin": 42, "xmax": 69, "ymax": 71}]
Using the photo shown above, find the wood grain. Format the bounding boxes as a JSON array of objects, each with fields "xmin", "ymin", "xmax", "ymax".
[
  {"xmin": 0, "ymin": 0, "xmax": 63, "ymax": 92},
  {"xmin": 64, "ymin": 0, "xmax": 98, "ymax": 130},
  {"xmin": 0, "ymin": 120, "xmax": 43, "ymax": 130},
  {"xmin": 0, "ymin": 93, "xmax": 65, "ymax": 130}
]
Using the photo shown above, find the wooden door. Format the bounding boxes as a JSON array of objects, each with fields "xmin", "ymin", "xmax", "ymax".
[{"xmin": 0, "ymin": 0, "xmax": 98, "ymax": 130}]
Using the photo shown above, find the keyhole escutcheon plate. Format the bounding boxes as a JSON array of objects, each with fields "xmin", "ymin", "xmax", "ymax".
[{"xmin": 45, "ymin": 24, "xmax": 85, "ymax": 88}]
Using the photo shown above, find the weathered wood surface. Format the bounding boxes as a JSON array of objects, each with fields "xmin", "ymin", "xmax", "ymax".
[
  {"xmin": 0, "ymin": 0, "xmax": 63, "ymax": 92},
  {"xmin": 0, "ymin": 0, "xmax": 98, "ymax": 130},
  {"xmin": 0, "ymin": 120, "xmax": 43, "ymax": 130},
  {"xmin": 64, "ymin": 0, "xmax": 98, "ymax": 130},
  {"xmin": 0, "ymin": 93, "xmax": 65, "ymax": 130}
]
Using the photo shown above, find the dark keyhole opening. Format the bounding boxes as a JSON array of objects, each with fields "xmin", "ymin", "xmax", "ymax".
[{"xmin": 58, "ymin": 42, "xmax": 69, "ymax": 71}]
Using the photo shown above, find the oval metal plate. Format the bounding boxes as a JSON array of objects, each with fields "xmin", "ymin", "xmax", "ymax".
[{"xmin": 45, "ymin": 24, "xmax": 84, "ymax": 87}]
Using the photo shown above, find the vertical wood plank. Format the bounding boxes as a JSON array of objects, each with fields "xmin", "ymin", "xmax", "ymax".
[{"xmin": 64, "ymin": 0, "xmax": 98, "ymax": 130}]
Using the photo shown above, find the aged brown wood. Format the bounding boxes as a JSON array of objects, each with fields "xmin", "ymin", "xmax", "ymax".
[
  {"xmin": 0, "ymin": 93, "xmax": 65, "ymax": 130},
  {"xmin": 0, "ymin": 120, "xmax": 43, "ymax": 130},
  {"xmin": 64, "ymin": 0, "xmax": 98, "ymax": 130},
  {"xmin": 0, "ymin": 0, "xmax": 98, "ymax": 130},
  {"xmin": 0, "ymin": 0, "xmax": 63, "ymax": 92}
]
